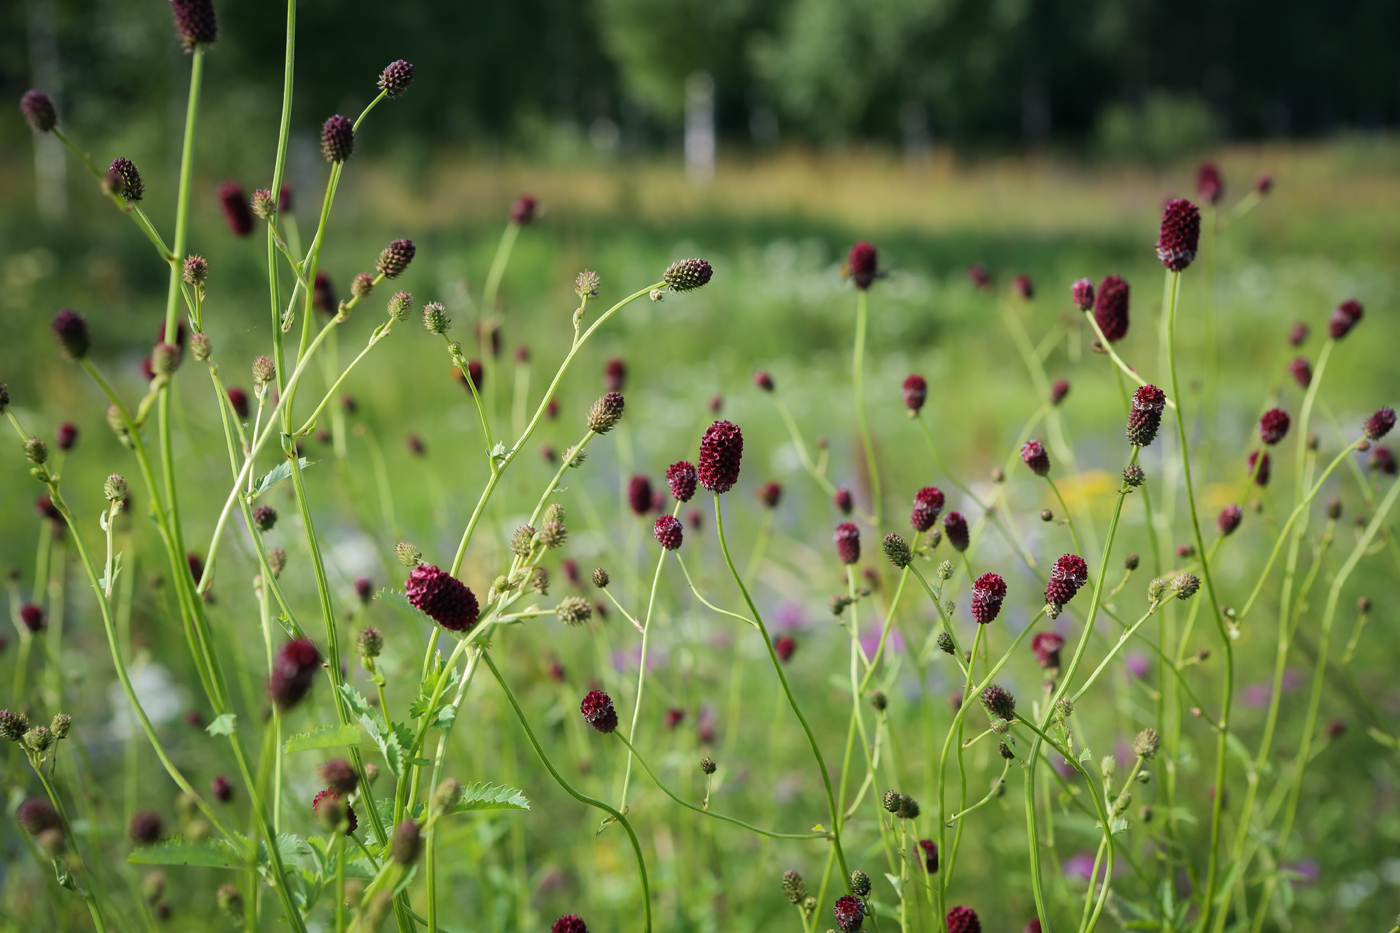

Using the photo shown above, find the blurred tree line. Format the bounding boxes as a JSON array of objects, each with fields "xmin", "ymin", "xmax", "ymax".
[{"xmin": 3, "ymin": 0, "xmax": 1399, "ymax": 161}]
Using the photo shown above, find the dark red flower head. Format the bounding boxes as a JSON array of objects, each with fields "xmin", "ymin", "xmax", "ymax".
[
  {"xmin": 21, "ymin": 89, "xmax": 57, "ymax": 133},
  {"xmin": 666, "ymin": 461, "xmax": 698, "ymax": 502},
  {"xmin": 1031, "ymin": 631, "xmax": 1065, "ymax": 669},
  {"xmin": 1288, "ymin": 322, "xmax": 1308, "ymax": 347},
  {"xmin": 56, "ymin": 422, "xmax": 78, "ymax": 452},
  {"xmin": 759, "ymin": 482, "xmax": 782, "ymax": 509},
  {"xmin": 1218, "ymin": 504, "xmax": 1243, "ymax": 535},
  {"xmin": 774, "ymin": 634, "xmax": 797, "ymax": 663},
  {"xmin": 1021, "ymin": 439, "xmax": 1050, "ymax": 476},
  {"xmin": 17, "ymin": 798, "xmax": 61, "ymax": 836},
  {"xmin": 36, "ymin": 495, "xmax": 62, "ymax": 522},
  {"xmin": 910, "ymin": 487, "xmax": 944, "ymax": 532},
  {"xmin": 580, "ymin": 690, "xmax": 617, "ymax": 734},
  {"xmin": 627, "ymin": 475, "xmax": 653, "ymax": 516},
  {"xmin": 51, "ymin": 308, "xmax": 91, "ymax": 360},
  {"xmin": 664, "ymin": 708, "xmax": 684, "ymax": 729},
  {"xmin": 169, "ymin": 0, "xmax": 218, "ymax": 48},
  {"xmin": 754, "ymin": 370, "xmax": 774, "ymax": 391},
  {"xmin": 269, "ymin": 637, "xmax": 320, "ymax": 710},
  {"xmin": 405, "ymin": 565, "xmax": 480, "ymax": 632},
  {"xmin": 980, "ymin": 684, "xmax": 1015, "ymax": 719},
  {"xmin": 919, "ymin": 838, "xmax": 939, "ymax": 872},
  {"xmin": 903, "ymin": 374, "xmax": 928, "ymax": 413},
  {"xmin": 1370, "ymin": 447, "xmax": 1397, "ymax": 476},
  {"xmin": 833, "ymin": 895, "xmax": 866, "ymax": 933},
  {"xmin": 943, "ymin": 511, "xmax": 969, "ymax": 551},
  {"xmin": 1071, "ymin": 278, "xmax": 1094, "ymax": 311},
  {"xmin": 663, "ymin": 259, "xmax": 712, "ymax": 292},
  {"xmin": 1329, "ymin": 299, "xmax": 1363, "ymax": 340},
  {"xmin": 1157, "ymin": 198, "xmax": 1201, "ymax": 271},
  {"xmin": 355, "ymin": 577, "xmax": 374, "ymax": 604},
  {"xmin": 604, "ymin": 358, "xmax": 626, "ymax": 392},
  {"xmin": 833, "ymin": 522, "xmax": 860, "ymax": 564},
  {"xmin": 20, "ymin": 603, "xmax": 44, "ymax": 632},
  {"xmin": 1288, "ymin": 357, "xmax": 1312, "ymax": 389},
  {"xmin": 311, "ymin": 789, "xmax": 358, "ymax": 835},
  {"xmin": 1014, "ymin": 273, "xmax": 1034, "ymax": 300},
  {"xmin": 227, "ymin": 386, "xmax": 250, "ymax": 419},
  {"xmin": 509, "ymin": 194, "xmax": 537, "ymax": 224},
  {"xmin": 552, "ymin": 916, "xmax": 588, "ymax": 933},
  {"xmin": 129, "ymin": 810, "xmax": 164, "ymax": 845},
  {"xmin": 970, "ymin": 572, "xmax": 1007, "ymax": 623},
  {"xmin": 321, "ymin": 115, "xmax": 354, "ymax": 163},
  {"xmin": 947, "ymin": 905, "xmax": 982, "ymax": 933},
  {"xmin": 967, "ymin": 263, "xmax": 991, "ymax": 290},
  {"xmin": 1247, "ymin": 451, "xmax": 1271, "ymax": 486},
  {"xmin": 378, "ymin": 60, "xmax": 415, "ymax": 98},
  {"xmin": 1196, "ymin": 163, "xmax": 1223, "ymax": 205},
  {"xmin": 1093, "ymin": 274, "xmax": 1130, "ymax": 343},
  {"xmin": 1259, "ymin": 408, "xmax": 1290, "ymax": 445},
  {"xmin": 1050, "ymin": 378, "xmax": 1071, "ymax": 406},
  {"xmin": 218, "ymin": 180, "xmax": 254, "ymax": 237},
  {"xmin": 1364, "ymin": 407, "xmax": 1395, "ymax": 442},
  {"xmin": 848, "ymin": 241, "xmax": 877, "ymax": 290},
  {"xmin": 1127, "ymin": 385, "xmax": 1167, "ymax": 447},
  {"xmin": 698, "ymin": 420, "xmax": 743, "ymax": 494},
  {"xmin": 834, "ymin": 487, "xmax": 854, "ymax": 515},
  {"xmin": 1256, "ymin": 173, "xmax": 1273, "ymax": 194},
  {"xmin": 1044, "ymin": 554, "xmax": 1088, "ymax": 610},
  {"xmin": 654, "ymin": 515, "xmax": 684, "ymax": 550},
  {"xmin": 376, "ymin": 239, "xmax": 415, "ymax": 279}
]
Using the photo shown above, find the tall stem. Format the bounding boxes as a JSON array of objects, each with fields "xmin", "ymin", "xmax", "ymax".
[
  {"xmin": 713, "ymin": 494, "xmax": 851, "ymax": 885},
  {"xmin": 853, "ymin": 290, "xmax": 882, "ymax": 524}
]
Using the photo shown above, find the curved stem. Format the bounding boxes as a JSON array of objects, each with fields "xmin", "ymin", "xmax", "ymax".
[
  {"xmin": 482, "ymin": 652, "xmax": 651, "ymax": 933},
  {"xmin": 713, "ymin": 493, "xmax": 851, "ymax": 885},
  {"xmin": 853, "ymin": 290, "xmax": 882, "ymax": 524}
]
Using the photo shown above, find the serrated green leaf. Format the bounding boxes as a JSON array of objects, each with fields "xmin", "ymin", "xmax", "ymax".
[
  {"xmin": 375, "ymin": 588, "xmax": 434, "ymax": 626},
  {"xmin": 445, "ymin": 782, "xmax": 531, "ymax": 814},
  {"xmin": 98, "ymin": 552, "xmax": 123, "ymax": 592},
  {"xmin": 128, "ymin": 838, "xmax": 243, "ymax": 869},
  {"xmin": 344, "ymin": 857, "xmax": 376, "ymax": 880},
  {"xmin": 205, "ymin": 713, "xmax": 237, "ymax": 737},
  {"xmin": 284, "ymin": 722, "xmax": 363, "ymax": 754},
  {"xmin": 339, "ymin": 683, "xmax": 375, "ymax": 721},
  {"xmin": 249, "ymin": 457, "xmax": 317, "ymax": 499}
]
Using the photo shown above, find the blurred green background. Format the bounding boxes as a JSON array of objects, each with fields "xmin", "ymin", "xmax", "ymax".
[{"xmin": 3, "ymin": 1, "xmax": 1400, "ymax": 931}]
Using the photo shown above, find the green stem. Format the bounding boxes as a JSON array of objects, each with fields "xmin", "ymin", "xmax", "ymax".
[
  {"xmin": 482, "ymin": 652, "xmax": 652, "ymax": 933},
  {"xmin": 853, "ymin": 290, "xmax": 882, "ymax": 524},
  {"xmin": 713, "ymin": 493, "xmax": 851, "ymax": 885}
]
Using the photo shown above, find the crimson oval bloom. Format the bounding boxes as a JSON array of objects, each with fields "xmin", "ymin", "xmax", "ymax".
[
  {"xmin": 51, "ymin": 308, "xmax": 91, "ymax": 360},
  {"xmin": 20, "ymin": 603, "xmax": 44, "ymax": 632},
  {"xmin": 1370, "ymin": 447, "xmax": 1396, "ymax": 475},
  {"xmin": 970, "ymin": 573, "xmax": 1007, "ymax": 623},
  {"xmin": 1364, "ymin": 407, "xmax": 1396, "ymax": 442},
  {"xmin": 269, "ymin": 637, "xmax": 320, "ymax": 710},
  {"xmin": 1093, "ymin": 274, "xmax": 1130, "ymax": 343},
  {"xmin": 910, "ymin": 487, "xmax": 945, "ymax": 532},
  {"xmin": 1044, "ymin": 554, "xmax": 1088, "ymax": 610},
  {"xmin": 321, "ymin": 115, "xmax": 354, "ymax": 163},
  {"xmin": 1014, "ymin": 273, "xmax": 1034, "ymax": 300},
  {"xmin": 848, "ymin": 241, "xmax": 877, "ymax": 290},
  {"xmin": 1050, "ymin": 379, "xmax": 1070, "ymax": 406},
  {"xmin": 218, "ymin": 180, "xmax": 254, "ymax": 237},
  {"xmin": 947, "ymin": 905, "xmax": 982, "ymax": 933},
  {"xmin": 405, "ymin": 565, "xmax": 479, "ymax": 632},
  {"xmin": 580, "ymin": 690, "xmax": 617, "ymax": 734},
  {"xmin": 1196, "ymin": 162, "xmax": 1223, "ymax": 205},
  {"xmin": 1021, "ymin": 439, "xmax": 1050, "ymax": 476},
  {"xmin": 227, "ymin": 386, "xmax": 250, "ymax": 419},
  {"xmin": 1288, "ymin": 322, "xmax": 1308, "ymax": 347},
  {"xmin": 758, "ymin": 482, "xmax": 782, "ymax": 509},
  {"xmin": 1288, "ymin": 357, "xmax": 1312, "ymax": 388},
  {"xmin": 754, "ymin": 370, "xmax": 774, "ymax": 391},
  {"xmin": 312, "ymin": 789, "xmax": 358, "ymax": 835},
  {"xmin": 903, "ymin": 374, "xmax": 928, "ymax": 413},
  {"xmin": 1031, "ymin": 631, "xmax": 1065, "ymax": 669},
  {"xmin": 1156, "ymin": 198, "xmax": 1201, "ymax": 272},
  {"xmin": 627, "ymin": 474, "xmax": 653, "ymax": 516},
  {"xmin": 654, "ymin": 515, "xmax": 683, "ymax": 550},
  {"xmin": 943, "ymin": 511, "xmax": 969, "ymax": 551},
  {"xmin": 1259, "ymin": 408, "xmax": 1290, "ymax": 445},
  {"xmin": 1127, "ymin": 385, "xmax": 1167, "ymax": 447},
  {"xmin": 833, "ymin": 487, "xmax": 854, "ymax": 515},
  {"xmin": 1218, "ymin": 504, "xmax": 1243, "ymax": 535},
  {"xmin": 666, "ymin": 461, "xmax": 698, "ymax": 502},
  {"xmin": 510, "ymin": 195, "xmax": 537, "ymax": 224},
  {"xmin": 552, "ymin": 917, "xmax": 587, "ymax": 933},
  {"xmin": 697, "ymin": 420, "xmax": 743, "ymax": 494},
  {"xmin": 1247, "ymin": 451, "xmax": 1271, "ymax": 486},
  {"xmin": 1071, "ymin": 278, "xmax": 1094, "ymax": 312},
  {"xmin": 834, "ymin": 523, "xmax": 860, "ymax": 565},
  {"xmin": 1329, "ymin": 299, "xmax": 1363, "ymax": 340},
  {"xmin": 919, "ymin": 838, "xmax": 939, "ymax": 872},
  {"xmin": 774, "ymin": 634, "xmax": 797, "ymax": 663},
  {"xmin": 833, "ymin": 895, "xmax": 866, "ymax": 933}
]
